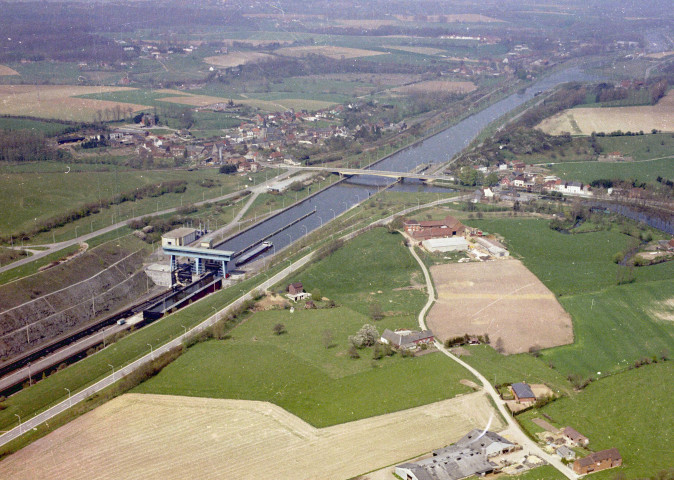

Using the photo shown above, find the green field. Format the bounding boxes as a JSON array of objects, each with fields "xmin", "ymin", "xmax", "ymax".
[
  {"xmin": 135, "ymin": 311, "xmax": 471, "ymax": 427},
  {"xmin": 285, "ymin": 228, "xmax": 428, "ymax": 318},
  {"xmin": 135, "ymin": 229, "xmax": 472, "ymax": 426},
  {"xmin": 0, "ymin": 162, "xmax": 264, "ymax": 243},
  {"xmin": 518, "ymin": 362, "xmax": 673, "ymax": 479},
  {"xmin": 551, "ymin": 157, "xmax": 674, "ymax": 184},
  {"xmin": 460, "ymin": 345, "xmax": 573, "ymax": 395},
  {"xmin": 471, "ymin": 218, "xmax": 634, "ymax": 296},
  {"xmin": 471, "ymin": 218, "xmax": 674, "ymax": 378},
  {"xmin": 0, "ymin": 117, "xmax": 73, "ymax": 136}
]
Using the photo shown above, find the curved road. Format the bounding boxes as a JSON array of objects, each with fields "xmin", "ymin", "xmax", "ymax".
[{"xmin": 408, "ymin": 244, "xmax": 578, "ymax": 480}]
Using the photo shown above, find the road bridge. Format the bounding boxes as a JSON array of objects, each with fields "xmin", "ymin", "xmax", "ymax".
[{"xmin": 277, "ymin": 165, "xmax": 455, "ymax": 183}]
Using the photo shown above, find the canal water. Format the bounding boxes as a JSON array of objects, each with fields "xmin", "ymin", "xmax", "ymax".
[{"xmin": 217, "ymin": 67, "xmax": 597, "ymax": 257}]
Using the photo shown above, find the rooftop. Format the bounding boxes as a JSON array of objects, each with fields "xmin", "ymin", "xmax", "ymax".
[
  {"xmin": 162, "ymin": 227, "xmax": 197, "ymax": 239},
  {"xmin": 511, "ymin": 382, "xmax": 535, "ymax": 399}
]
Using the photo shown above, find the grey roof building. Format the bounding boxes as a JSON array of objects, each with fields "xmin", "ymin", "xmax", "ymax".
[
  {"xmin": 380, "ymin": 329, "xmax": 434, "ymax": 350},
  {"xmin": 395, "ymin": 430, "xmax": 516, "ymax": 480},
  {"xmin": 511, "ymin": 382, "xmax": 536, "ymax": 402}
]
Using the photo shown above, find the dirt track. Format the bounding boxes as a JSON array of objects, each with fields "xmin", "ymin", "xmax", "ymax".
[
  {"xmin": 0, "ymin": 392, "xmax": 503, "ymax": 480},
  {"xmin": 427, "ymin": 260, "xmax": 573, "ymax": 354}
]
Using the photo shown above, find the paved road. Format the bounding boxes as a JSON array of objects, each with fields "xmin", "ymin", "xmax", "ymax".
[{"xmin": 407, "ymin": 244, "xmax": 578, "ymax": 480}]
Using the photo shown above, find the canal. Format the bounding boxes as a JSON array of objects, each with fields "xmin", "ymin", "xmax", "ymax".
[{"xmin": 217, "ymin": 67, "xmax": 597, "ymax": 257}]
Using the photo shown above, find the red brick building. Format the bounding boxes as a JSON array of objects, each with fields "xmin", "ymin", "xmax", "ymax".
[
  {"xmin": 403, "ymin": 215, "xmax": 465, "ymax": 241},
  {"xmin": 573, "ymin": 448, "xmax": 622, "ymax": 475}
]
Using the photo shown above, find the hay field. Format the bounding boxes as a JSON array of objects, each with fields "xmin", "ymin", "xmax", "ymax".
[
  {"xmin": 384, "ymin": 45, "xmax": 446, "ymax": 55},
  {"xmin": 0, "ymin": 392, "xmax": 503, "ymax": 480},
  {"xmin": 275, "ymin": 45, "xmax": 388, "ymax": 59},
  {"xmin": 0, "ymin": 65, "xmax": 19, "ymax": 76},
  {"xmin": 537, "ymin": 91, "xmax": 674, "ymax": 135},
  {"xmin": 394, "ymin": 80, "xmax": 477, "ymax": 94},
  {"xmin": 394, "ymin": 14, "xmax": 503, "ymax": 23},
  {"xmin": 222, "ymin": 38, "xmax": 293, "ymax": 47},
  {"xmin": 427, "ymin": 260, "xmax": 573, "ymax": 354},
  {"xmin": 0, "ymin": 85, "xmax": 148, "ymax": 121},
  {"xmin": 203, "ymin": 51, "xmax": 273, "ymax": 68}
]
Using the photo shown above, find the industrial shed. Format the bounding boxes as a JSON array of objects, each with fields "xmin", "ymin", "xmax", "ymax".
[{"xmin": 422, "ymin": 237, "xmax": 469, "ymax": 253}]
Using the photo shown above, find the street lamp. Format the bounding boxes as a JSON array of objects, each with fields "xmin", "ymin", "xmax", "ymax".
[
  {"xmin": 181, "ymin": 325, "xmax": 187, "ymax": 335},
  {"xmin": 355, "ymin": 194, "xmax": 360, "ymax": 203},
  {"xmin": 14, "ymin": 414, "xmax": 21, "ymax": 434},
  {"xmin": 147, "ymin": 343, "xmax": 154, "ymax": 359},
  {"xmin": 27, "ymin": 362, "xmax": 32, "ymax": 386},
  {"xmin": 108, "ymin": 364, "xmax": 115, "ymax": 380},
  {"xmin": 65, "ymin": 388, "xmax": 71, "ymax": 407},
  {"xmin": 330, "ymin": 208, "xmax": 335, "ymax": 219},
  {"xmin": 342, "ymin": 201, "xmax": 347, "ymax": 210},
  {"xmin": 286, "ymin": 233, "xmax": 292, "ymax": 244},
  {"xmin": 301, "ymin": 225, "xmax": 307, "ymax": 237},
  {"xmin": 317, "ymin": 215, "xmax": 323, "ymax": 227}
]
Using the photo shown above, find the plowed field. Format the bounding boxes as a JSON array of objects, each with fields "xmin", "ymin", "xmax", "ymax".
[
  {"xmin": 0, "ymin": 391, "xmax": 503, "ymax": 480},
  {"xmin": 427, "ymin": 260, "xmax": 573, "ymax": 354}
]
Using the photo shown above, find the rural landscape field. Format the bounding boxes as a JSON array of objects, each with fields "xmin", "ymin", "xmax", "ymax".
[{"xmin": 0, "ymin": 0, "xmax": 672, "ymax": 479}]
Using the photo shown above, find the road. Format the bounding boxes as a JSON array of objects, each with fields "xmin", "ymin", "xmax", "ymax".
[
  {"xmin": 0, "ymin": 170, "xmax": 295, "ymax": 276},
  {"xmin": 407, "ymin": 244, "xmax": 579, "ymax": 480}
]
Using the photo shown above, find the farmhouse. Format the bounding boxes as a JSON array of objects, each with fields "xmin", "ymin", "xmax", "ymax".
[
  {"xmin": 562, "ymin": 427, "xmax": 589, "ymax": 447},
  {"xmin": 404, "ymin": 215, "xmax": 465, "ymax": 241},
  {"xmin": 573, "ymin": 448, "xmax": 622, "ymax": 475},
  {"xmin": 395, "ymin": 430, "xmax": 516, "ymax": 480},
  {"xmin": 511, "ymin": 382, "xmax": 536, "ymax": 403},
  {"xmin": 286, "ymin": 282, "xmax": 311, "ymax": 302},
  {"xmin": 380, "ymin": 329, "xmax": 435, "ymax": 350}
]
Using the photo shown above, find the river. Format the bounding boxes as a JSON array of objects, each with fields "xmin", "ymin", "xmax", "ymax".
[{"xmin": 217, "ymin": 67, "xmax": 597, "ymax": 257}]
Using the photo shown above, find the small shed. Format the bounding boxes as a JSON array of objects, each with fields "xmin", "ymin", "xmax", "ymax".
[
  {"xmin": 511, "ymin": 382, "xmax": 536, "ymax": 403},
  {"xmin": 563, "ymin": 427, "xmax": 589, "ymax": 447},
  {"xmin": 556, "ymin": 446, "xmax": 576, "ymax": 461}
]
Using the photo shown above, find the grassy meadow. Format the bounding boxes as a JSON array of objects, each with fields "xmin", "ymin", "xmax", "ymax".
[
  {"xmin": 518, "ymin": 362, "xmax": 673, "ymax": 479},
  {"xmin": 0, "ymin": 163, "xmax": 264, "ymax": 243},
  {"xmin": 136, "ymin": 229, "xmax": 472, "ymax": 426},
  {"xmin": 551, "ymin": 157, "xmax": 674, "ymax": 184},
  {"xmin": 470, "ymin": 218, "xmax": 674, "ymax": 379}
]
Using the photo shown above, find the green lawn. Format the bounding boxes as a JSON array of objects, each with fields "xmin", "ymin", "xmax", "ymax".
[
  {"xmin": 510, "ymin": 466, "xmax": 567, "ymax": 480},
  {"xmin": 547, "ymin": 279, "xmax": 674, "ymax": 377},
  {"xmin": 518, "ymin": 362, "xmax": 674, "ymax": 479}
]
